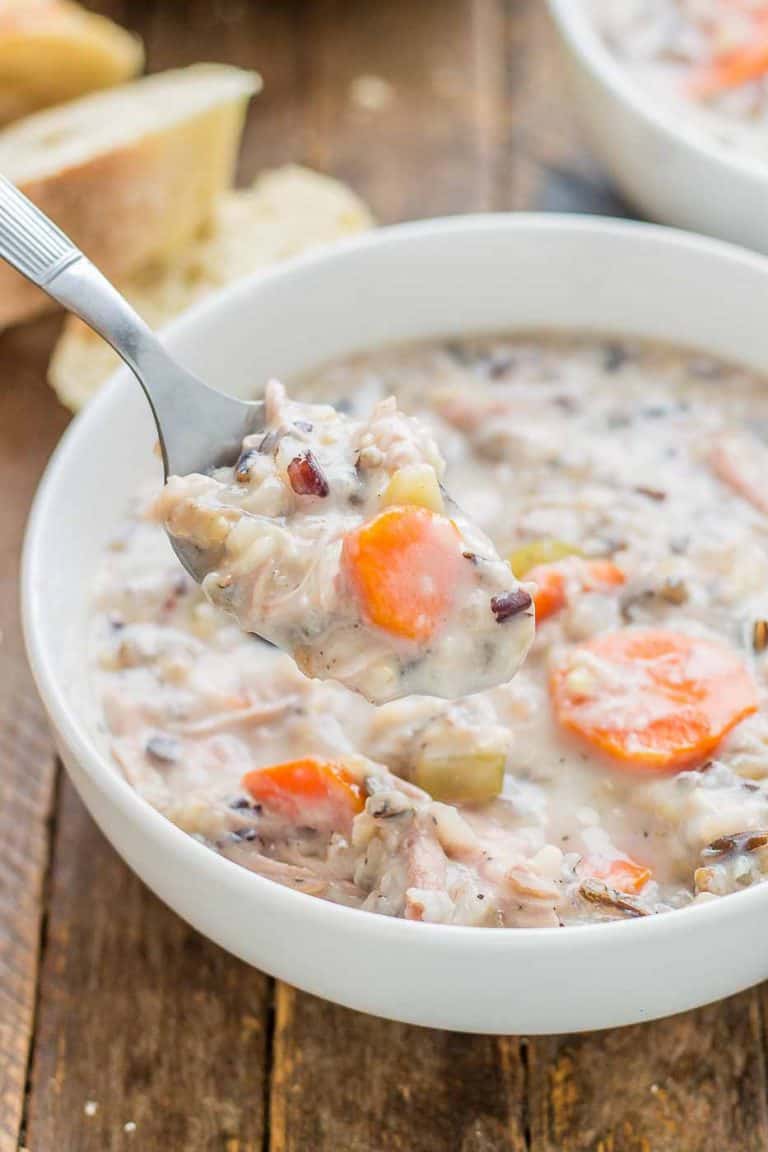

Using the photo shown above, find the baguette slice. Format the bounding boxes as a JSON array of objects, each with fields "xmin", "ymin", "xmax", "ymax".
[
  {"xmin": 0, "ymin": 63, "xmax": 260, "ymax": 328},
  {"xmin": 49, "ymin": 166, "xmax": 374, "ymax": 412},
  {"xmin": 0, "ymin": 0, "xmax": 143, "ymax": 125}
]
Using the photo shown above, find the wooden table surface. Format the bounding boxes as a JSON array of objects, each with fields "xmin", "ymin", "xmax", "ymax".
[{"xmin": 2, "ymin": 2, "xmax": 766, "ymax": 1150}]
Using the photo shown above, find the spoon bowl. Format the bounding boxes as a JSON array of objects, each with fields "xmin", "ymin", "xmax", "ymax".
[{"xmin": 0, "ymin": 174, "xmax": 265, "ymax": 582}]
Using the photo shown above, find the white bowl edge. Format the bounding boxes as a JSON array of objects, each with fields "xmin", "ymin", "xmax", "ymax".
[
  {"xmin": 22, "ymin": 214, "xmax": 768, "ymax": 1033},
  {"xmin": 546, "ymin": 0, "xmax": 768, "ymax": 252}
]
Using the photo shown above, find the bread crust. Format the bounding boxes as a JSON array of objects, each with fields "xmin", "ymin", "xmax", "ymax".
[
  {"xmin": 0, "ymin": 1, "xmax": 144, "ymax": 125},
  {"xmin": 49, "ymin": 167, "xmax": 374, "ymax": 411},
  {"xmin": 0, "ymin": 67, "xmax": 256, "ymax": 328}
]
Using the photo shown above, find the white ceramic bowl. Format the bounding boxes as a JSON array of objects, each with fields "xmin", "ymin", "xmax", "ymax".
[
  {"xmin": 547, "ymin": 0, "xmax": 768, "ymax": 254},
  {"xmin": 22, "ymin": 216, "xmax": 768, "ymax": 1034}
]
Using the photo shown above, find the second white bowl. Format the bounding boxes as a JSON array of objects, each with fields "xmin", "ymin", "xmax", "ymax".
[{"xmin": 547, "ymin": 0, "xmax": 768, "ymax": 254}]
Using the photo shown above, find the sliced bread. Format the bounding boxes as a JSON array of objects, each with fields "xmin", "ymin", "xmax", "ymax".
[
  {"xmin": 0, "ymin": 0, "xmax": 143, "ymax": 125},
  {"xmin": 0, "ymin": 63, "xmax": 260, "ymax": 328},
  {"xmin": 49, "ymin": 166, "xmax": 374, "ymax": 411}
]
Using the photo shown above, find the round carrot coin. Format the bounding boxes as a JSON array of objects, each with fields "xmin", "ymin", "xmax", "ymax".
[
  {"xmin": 341, "ymin": 506, "xmax": 462, "ymax": 641},
  {"xmin": 550, "ymin": 628, "xmax": 758, "ymax": 773}
]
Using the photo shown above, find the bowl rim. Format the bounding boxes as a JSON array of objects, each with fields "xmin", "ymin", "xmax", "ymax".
[
  {"xmin": 22, "ymin": 210, "xmax": 768, "ymax": 954},
  {"xmin": 547, "ymin": 0, "xmax": 768, "ymax": 188}
]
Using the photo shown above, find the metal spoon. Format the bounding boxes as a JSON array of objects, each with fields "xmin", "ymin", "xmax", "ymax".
[{"xmin": 0, "ymin": 175, "xmax": 265, "ymax": 581}]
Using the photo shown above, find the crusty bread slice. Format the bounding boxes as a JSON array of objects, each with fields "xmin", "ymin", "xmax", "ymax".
[
  {"xmin": 49, "ymin": 166, "xmax": 374, "ymax": 412},
  {"xmin": 0, "ymin": 0, "xmax": 143, "ymax": 125},
  {"xmin": 0, "ymin": 63, "xmax": 260, "ymax": 328}
]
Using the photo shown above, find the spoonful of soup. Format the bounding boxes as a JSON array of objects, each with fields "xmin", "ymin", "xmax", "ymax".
[
  {"xmin": 154, "ymin": 379, "xmax": 534, "ymax": 702},
  {"xmin": 0, "ymin": 176, "xmax": 534, "ymax": 702}
]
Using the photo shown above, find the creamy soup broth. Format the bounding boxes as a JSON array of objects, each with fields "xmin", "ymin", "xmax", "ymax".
[{"xmin": 91, "ymin": 333, "xmax": 768, "ymax": 928}]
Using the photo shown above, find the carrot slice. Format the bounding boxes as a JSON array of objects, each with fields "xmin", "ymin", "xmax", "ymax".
[
  {"xmin": 341, "ymin": 506, "xmax": 462, "ymax": 641},
  {"xmin": 242, "ymin": 757, "xmax": 364, "ymax": 827},
  {"xmin": 579, "ymin": 856, "xmax": 651, "ymax": 895},
  {"xmin": 528, "ymin": 563, "xmax": 567, "ymax": 621},
  {"xmin": 689, "ymin": 39, "xmax": 768, "ymax": 99},
  {"xmin": 527, "ymin": 558, "xmax": 625, "ymax": 623},
  {"xmin": 550, "ymin": 629, "xmax": 758, "ymax": 773}
]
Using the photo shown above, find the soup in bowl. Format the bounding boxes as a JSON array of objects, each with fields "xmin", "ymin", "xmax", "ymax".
[{"xmin": 23, "ymin": 216, "xmax": 768, "ymax": 1031}]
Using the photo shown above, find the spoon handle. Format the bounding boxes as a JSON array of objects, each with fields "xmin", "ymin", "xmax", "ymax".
[
  {"xmin": 0, "ymin": 172, "xmax": 80, "ymax": 287},
  {"xmin": 0, "ymin": 173, "xmax": 155, "ymax": 352},
  {"xmin": 0, "ymin": 173, "xmax": 186, "ymax": 397},
  {"xmin": 0, "ymin": 176, "xmax": 263, "ymax": 479}
]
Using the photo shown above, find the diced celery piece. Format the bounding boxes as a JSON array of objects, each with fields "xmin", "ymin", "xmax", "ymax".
[
  {"xmin": 414, "ymin": 751, "xmax": 505, "ymax": 804},
  {"xmin": 508, "ymin": 538, "xmax": 582, "ymax": 577}
]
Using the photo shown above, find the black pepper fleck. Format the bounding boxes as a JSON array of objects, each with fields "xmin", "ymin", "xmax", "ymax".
[{"xmin": 231, "ymin": 828, "xmax": 259, "ymax": 842}]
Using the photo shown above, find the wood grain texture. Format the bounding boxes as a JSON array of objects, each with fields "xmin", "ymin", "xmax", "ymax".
[
  {"xmin": 17, "ymin": 4, "xmax": 280, "ymax": 1150},
  {"xmin": 296, "ymin": 0, "xmax": 505, "ymax": 221},
  {"xmin": 528, "ymin": 993, "xmax": 768, "ymax": 1152},
  {"xmin": 6, "ymin": 3, "xmax": 768, "ymax": 1152},
  {"xmin": 24, "ymin": 777, "xmax": 271, "ymax": 1152},
  {"xmin": 0, "ymin": 317, "xmax": 68, "ymax": 1152},
  {"xmin": 270, "ymin": 984, "xmax": 527, "ymax": 1152},
  {"xmin": 501, "ymin": 0, "xmax": 631, "ymax": 216},
  {"xmin": 127, "ymin": 0, "xmax": 306, "ymax": 183},
  {"xmin": 264, "ymin": 5, "xmax": 533, "ymax": 1146}
]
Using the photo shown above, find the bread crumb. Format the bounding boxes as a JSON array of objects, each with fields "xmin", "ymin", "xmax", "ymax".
[
  {"xmin": 84, "ymin": 1100, "xmax": 98, "ymax": 1117},
  {"xmin": 349, "ymin": 75, "xmax": 393, "ymax": 111},
  {"xmin": 124, "ymin": 1121, "xmax": 137, "ymax": 1133}
]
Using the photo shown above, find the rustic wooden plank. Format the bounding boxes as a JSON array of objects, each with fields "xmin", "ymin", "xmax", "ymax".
[
  {"xmin": 501, "ymin": 0, "xmax": 631, "ymax": 216},
  {"xmin": 500, "ymin": 12, "xmax": 768, "ymax": 1152},
  {"xmin": 130, "ymin": 0, "xmax": 306, "ymax": 184},
  {"xmin": 528, "ymin": 993, "xmax": 768, "ymax": 1152},
  {"xmin": 270, "ymin": 984, "xmax": 527, "ymax": 1152},
  {"xmin": 498, "ymin": 13, "xmax": 768, "ymax": 1152},
  {"xmin": 264, "ymin": 3, "xmax": 531, "ymax": 1149},
  {"xmin": 23, "ymin": 777, "xmax": 270, "ymax": 1152},
  {"xmin": 262, "ymin": 0, "xmax": 534, "ymax": 1147},
  {"xmin": 0, "ymin": 316, "xmax": 69, "ymax": 1152},
  {"xmin": 14, "ymin": 6, "xmax": 767, "ymax": 1152},
  {"xmin": 295, "ymin": 0, "xmax": 504, "ymax": 221},
  {"xmin": 19, "ymin": 4, "xmax": 283, "ymax": 1150}
]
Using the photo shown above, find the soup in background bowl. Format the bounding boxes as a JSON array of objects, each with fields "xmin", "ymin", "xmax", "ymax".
[
  {"xmin": 592, "ymin": 0, "xmax": 768, "ymax": 162},
  {"xmin": 548, "ymin": 0, "xmax": 768, "ymax": 253}
]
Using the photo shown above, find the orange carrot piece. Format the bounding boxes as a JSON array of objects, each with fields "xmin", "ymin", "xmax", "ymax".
[
  {"xmin": 579, "ymin": 856, "xmax": 651, "ymax": 895},
  {"xmin": 527, "ymin": 558, "xmax": 625, "ymax": 623},
  {"xmin": 689, "ymin": 38, "xmax": 768, "ymax": 99},
  {"xmin": 242, "ymin": 757, "xmax": 364, "ymax": 825},
  {"xmin": 550, "ymin": 628, "xmax": 758, "ymax": 773},
  {"xmin": 527, "ymin": 563, "xmax": 568, "ymax": 622},
  {"xmin": 341, "ymin": 506, "xmax": 462, "ymax": 641},
  {"xmin": 582, "ymin": 560, "xmax": 626, "ymax": 590}
]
